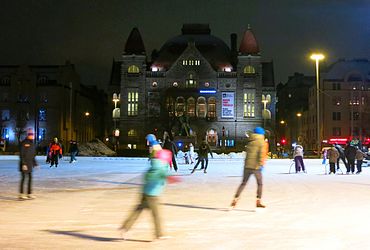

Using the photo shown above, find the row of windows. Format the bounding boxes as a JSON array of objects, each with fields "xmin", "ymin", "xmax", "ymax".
[
  {"xmin": 331, "ymin": 82, "xmax": 370, "ymax": 91},
  {"xmin": 333, "ymin": 97, "xmax": 367, "ymax": 106},
  {"xmin": 126, "ymin": 64, "xmax": 256, "ymax": 74},
  {"xmin": 182, "ymin": 60, "xmax": 201, "ymax": 66},
  {"xmin": 1, "ymin": 127, "xmax": 46, "ymax": 141},
  {"xmin": 332, "ymin": 112, "xmax": 361, "ymax": 121},
  {"xmin": 332, "ymin": 127, "xmax": 366, "ymax": 137},
  {"xmin": 1, "ymin": 109, "xmax": 47, "ymax": 121},
  {"xmin": 166, "ymin": 96, "xmax": 216, "ymax": 118}
]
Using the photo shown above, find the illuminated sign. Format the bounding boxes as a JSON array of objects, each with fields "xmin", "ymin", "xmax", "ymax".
[
  {"xmin": 199, "ymin": 89, "xmax": 216, "ymax": 94},
  {"xmin": 222, "ymin": 92, "xmax": 235, "ymax": 118}
]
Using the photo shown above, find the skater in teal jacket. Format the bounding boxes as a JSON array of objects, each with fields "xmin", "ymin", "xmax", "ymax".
[{"xmin": 120, "ymin": 149, "xmax": 173, "ymax": 240}]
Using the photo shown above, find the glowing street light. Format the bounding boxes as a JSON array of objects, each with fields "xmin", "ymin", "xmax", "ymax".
[{"xmin": 310, "ymin": 53, "xmax": 325, "ymax": 156}]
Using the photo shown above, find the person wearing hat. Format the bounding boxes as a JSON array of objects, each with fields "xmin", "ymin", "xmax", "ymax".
[
  {"xmin": 49, "ymin": 137, "xmax": 63, "ymax": 168},
  {"xmin": 230, "ymin": 126, "xmax": 267, "ymax": 209},
  {"xmin": 19, "ymin": 130, "xmax": 38, "ymax": 200},
  {"xmin": 120, "ymin": 149, "xmax": 177, "ymax": 240}
]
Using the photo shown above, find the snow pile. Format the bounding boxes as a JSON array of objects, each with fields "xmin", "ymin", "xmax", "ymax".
[{"xmin": 78, "ymin": 139, "xmax": 116, "ymax": 156}]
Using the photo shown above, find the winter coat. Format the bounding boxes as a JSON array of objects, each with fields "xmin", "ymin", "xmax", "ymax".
[
  {"xmin": 344, "ymin": 145, "xmax": 357, "ymax": 161},
  {"xmin": 19, "ymin": 139, "xmax": 37, "ymax": 173},
  {"xmin": 327, "ymin": 147, "xmax": 339, "ymax": 163},
  {"xmin": 293, "ymin": 145, "xmax": 304, "ymax": 158},
  {"xmin": 49, "ymin": 142, "xmax": 62, "ymax": 156},
  {"xmin": 69, "ymin": 142, "xmax": 78, "ymax": 153},
  {"xmin": 244, "ymin": 133, "xmax": 265, "ymax": 170},
  {"xmin": 143, "ymin": 158, "xmax": 169, "ymax": 196},
  {"xmin": 198, "ymin": 141, "xmax": 213, "ymax": 159},
  {"xmin": 355, "ymin": 149, "xmax": 366, "ymax": 161}
]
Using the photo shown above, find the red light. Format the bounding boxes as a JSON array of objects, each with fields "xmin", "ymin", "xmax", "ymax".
[{"xmin": 281, "ymin": 138, "xmax": 286, "ymax": 145}]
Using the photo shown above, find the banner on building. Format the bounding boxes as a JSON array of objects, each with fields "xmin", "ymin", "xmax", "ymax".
[{"xmin": 222, "ymin": 92, "xmax": 235, "ymax": 118}]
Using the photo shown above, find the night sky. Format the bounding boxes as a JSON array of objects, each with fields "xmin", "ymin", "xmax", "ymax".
[{"xmin": 1, "ymin": 0, "xmax": 369, "ymax": 89}]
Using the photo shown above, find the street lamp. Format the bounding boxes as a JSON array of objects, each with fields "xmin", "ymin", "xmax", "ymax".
[
  {"xmin": 112, "ymin": 93, "xmax": 121, "ymax": 151},
  {"xmin": 310, "ymin": 53, "xmax": 325, "ymax": 156}
]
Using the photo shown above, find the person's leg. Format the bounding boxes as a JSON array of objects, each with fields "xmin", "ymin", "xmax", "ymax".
[
  {"xmin": 172, "ymin": 155, "xmax": 178, "ymax": 171},
  {"xmin": 254, "ymin": 170, "xmax": 263, "ymax": 199},
  {"xmin": 345, "ymin": 158, "xmax": 351, "ymax": 173},
  {"xmin": 20, "ymin": 172, "xmax": 25, "ymax": 194},
  {"xmin": 147, "ymin": 195, "xmax": 163, "ymax": 238},
  {"xmin": 55, "ymin": 154, "xmax": 59, "ymax": 167},
  {"xmin": 121, "ymin": 195, "xmax": 147, "ymax": 231},
  {"xmin": 191, "ymin": 159, "xmax": 201, "ymax": 173},
  {"xmin": 356, "ymin": 160, "xmax": 362, "ymax": 173},
  {"xmin": 204, "ymin": 158, "xmax": 209, "ymax": 173},
  {"xmin": 294, "ymin": 157, "xmax": 300, "ymax": 172},
  {"xmin": 234, "ymin": 168, "xmax": 252, "ymax": 199},
  {"xmin": 299, "ymin": 157, "xmax": 305, "ymax": 172},
  {"xmin": 329, "ymin": 163, "xmax": 335, "ymax": 173},
  {"xmin": 350, "ymin": 160, "xmax": 355, "ymax": 173},
  {"xmin": 27, "ymin": 173, "xmax": 32, "ymax": 195},
  {"xmin": 336, "ymin": 158, "xmax": 340, "ymax": 169}
]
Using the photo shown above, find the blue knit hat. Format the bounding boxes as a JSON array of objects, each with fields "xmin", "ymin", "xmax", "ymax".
[
  {"xmin": 253, "ymin": 127, "xmax": 265, "ymax": 135},
  {"xmin": 146, "ymin": 134, "xmax": 158, "ymax": 146}
]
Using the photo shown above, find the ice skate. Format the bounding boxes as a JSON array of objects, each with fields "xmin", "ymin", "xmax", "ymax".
[
  {"xmin": 27, "ymin": 194, "xmax": 36, "ymax": 199},
  {"xmin": 229, "ymin": 197, "xmax": 239, "ymax": 210},
  {"xmin": 18, "ymin": 194, "xmax": 28, "ymax": 200},
  {"xmin": 256, "ymin": 199, "xmax": 266, "ymax": 208}
]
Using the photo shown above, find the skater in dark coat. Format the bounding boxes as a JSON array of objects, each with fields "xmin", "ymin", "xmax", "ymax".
[
  {"xmin": 191, "ymin": 140, "xmax": 213, "ymax": 174},
  {"xmin": 344, "ymin": 143, "xmax": 357, "ymax": 174},
  {"xmin": 69, "ymin": 140, "xmax": 78, "ymax": 163},
  {"xmin": 162, "ymin": 137, "xmax": 178, "ymax": 171},
  {"xmin": 355, "ymin": 147, "xmax": 366, "ymax": 174},
  {"xmin": 230, "ymin": 127, "xmax": 267, "ymax": 209},
  {"xmin": 334, "ymin": 144, "xmax": 347, "ymax": 171},
  {"xmin": 19, "ymin": 131, "xmax": 38, "ymax": 200},
  {"xmin": 293, "ymin": 145, "xmax": 305, "ymax": 173}
]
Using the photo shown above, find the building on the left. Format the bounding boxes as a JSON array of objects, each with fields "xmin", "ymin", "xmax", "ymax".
[{"xmin": 0, "ymin": 61, "xmax": 106, "ymax": 152}]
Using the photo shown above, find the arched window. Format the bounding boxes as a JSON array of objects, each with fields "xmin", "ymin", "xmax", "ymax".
[
  {"xmin": 187, "ymin": 97, "xmax": 196, "ymax": 117},
  {"xmin": 197, "ymin": 97, "xmax": 207, "ymax": 118},
  {"xmin": 207, "ymin": 97, "xmax": 216, "ymax": 118},
  {"xmin": 38, "ymin": 108, "xmax": 47, "ymax": 121},
  {"xmin": 127, "ymin": 65, "xmax": 140, "ymax": 73},
  {"xmin": 166, "ymin": 97, "xmax": 174, "ymax": 117},
  {"xmin": 243, "ymin": 65, "xmax": 255, "ymax": 74},
  {"xmin": 175, "ymin": 97, "xmax": 185, "ymax": 117},
  {"xmin": 1, "ymin": 76, "xmax": 10, "ymax": 86},
  {"xmin": 128, "ymin": 129, "xmax": 137, "ymax": 137},
  {"xmin": 37, "ymin": 76, "xmax": 48, "ymax": 85}
]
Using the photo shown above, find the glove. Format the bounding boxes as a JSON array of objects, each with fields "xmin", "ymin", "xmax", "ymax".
[
  {"xmin": 59, "ymin": 154, "xmax": 62, "ymax": 159},
  {"xmin": 22, "ymin": 165, "xmax": 28, "ymax": 171}
]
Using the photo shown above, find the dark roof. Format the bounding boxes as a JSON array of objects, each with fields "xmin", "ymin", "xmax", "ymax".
[
  {"xmin": 262, "ymin": 62, "xmax": 275, "ymax": 87},
  {"xmin": 124, "ymin": 28, "xmax": 146, "ymax": 55},
  {"xmin": 152, "ymin": 24, "xmax": 232, "ymax": 71},
  {"xmin": 239, "ymin": 27, "xmax": 260, "ymax": 55}
]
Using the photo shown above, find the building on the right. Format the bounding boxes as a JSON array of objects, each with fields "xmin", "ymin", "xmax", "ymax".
[{"xmin": 304, "ymin": 58, "xmax": 370, "ymax": 149}]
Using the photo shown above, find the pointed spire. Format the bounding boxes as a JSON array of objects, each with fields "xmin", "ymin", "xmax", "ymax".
[
  {"xmin": 239, "ymin": 25, "xmax": 260, "ymax": 55},
  {"xmin": 124, "ymin": 27, "xmax": 146, "ymax": 55}
]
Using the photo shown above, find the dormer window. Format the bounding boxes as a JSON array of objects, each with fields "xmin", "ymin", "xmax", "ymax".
[
  {"xmin": 244, "ymin": 65, "xmax": 255, "ymax": 74},
  {"xmin": 182, "ymin": 59, "xmax": 201, "ymax": 66},
  {"xmin": 128, "ymin": 65, "xmax": 140, "ymax": 73}
]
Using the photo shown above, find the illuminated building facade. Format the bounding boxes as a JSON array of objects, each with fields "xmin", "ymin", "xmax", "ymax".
[{"xmin": 109, "ymin": 24, "xmax": 276, "ymax": 151}]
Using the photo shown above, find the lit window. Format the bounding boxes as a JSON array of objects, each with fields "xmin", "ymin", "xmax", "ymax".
[
  {"xmin": 166, "ymin": 97, "xmax": 174, "ymax": 117},
  {"xmin": 243, "ymin": 90, "xmax": 255, "ymax": 117},
  {"xmin": 39, "ymin": 108, "xmax": 47, "ymax": 121},
  {"xmin": 128, "ymin": 90, "xmax": 138, "ymax": 116},
  {"xmin": 128, "ymin": 129, "xmax": 137, "ymax": 137},
  {"xmin": 127, "ymin": 65, "xmax": 140, "ymax": 73},
  {"xmin": 175, "ymin": 97, "xmax": 185, "ymax": 117},
  {"xmin": 1, "ymin": 110, "xmax": 10, "ymax": 121},
  {"xmin": 187, "ymin": 97, "xmax": 196, "ymax": 117},
  {"xmin": 173, "ymin": 82, "xmax": 178, "ymax": 87},
  {"xmin": 152, "ymin": 82, "xmax": 158, "ymax": 87},
  {"xmin": 1, "ymin": 128, "xmax": 9, "ymax": 139},
  {"xmin": 207, "ymin": 97, "xmax": 216, "ymax": 118},
  {"xmin": 204, "ymin": 82, "xmax": 210, "ymax": 87},
  {"xmin": 243, "ymin": 65, "xmax": 255, "ymax": 74},
  {"xmin": 197, "ymin": 97, "xmax": 207, "ymax": 118},
  {"xmin": 38, "ymin": 128, "xmax": 46, "ymax": 141}
]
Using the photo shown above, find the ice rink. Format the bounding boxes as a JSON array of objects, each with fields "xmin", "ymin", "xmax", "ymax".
[{"xmin": 1, "ymin": 155, "xmax": 370, "ymax": 249}]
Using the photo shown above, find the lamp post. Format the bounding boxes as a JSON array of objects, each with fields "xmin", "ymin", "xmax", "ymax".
[
  {"xmin": 310, "ymin": 53, "xmax": 324, "ymax": 156},
  {"xmin": 112, "ymin": 93, "xmax": 120, "ymax": 151}
]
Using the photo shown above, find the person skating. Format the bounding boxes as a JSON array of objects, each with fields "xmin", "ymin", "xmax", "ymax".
[
  {"xmin": 191, "ymin": 139, "xmax": 213, "ymax": 174},
  {"xmin": 344, "ymin": 142, "xmax": 356, "ymax": 174},
  {"xmin": 163, "ymin": 137, "xmax": 178, "ymax": 171},
  {"xmin": 69, "ymin": 140, "xmax": 79, "ymax": 163},
  {"xmin": 327, "ymin": 145, "xmax": 339, "ymax": 174},
  {"xmin": 188, "ymin": 142, "xmax": 195, "ymax": 164},
  {"xmin": 49, "ymin": 137, "xmax": 62, "ymax": 168},
  {"xmin": 293, "ymin": 144, "xmax": 306, "ymax": 173},
  {"xmin": 334, "ymin": 143, "xmax": 348, "ymax": 171},
  {"xmin": 19, "ymin": 131, "xmax": 38, "ymax": 200},
  {"xmin": 355, "ymin": 147, "xmax": 366, "ymax": 174},
  {"xmin": 230, "ymin": 127, "xmax": 267, "ymax": 209},
  {"xmin": 119, "ymin": 149, "xmax": 176, "ymax": 240}
]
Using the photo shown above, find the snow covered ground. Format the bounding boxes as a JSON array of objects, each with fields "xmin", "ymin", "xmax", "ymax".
[{"xmin": 1, "ymin": 155, "xmax": 370, "ymax": 249}]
